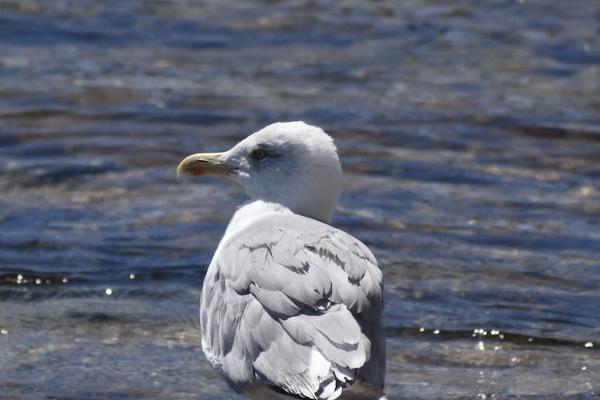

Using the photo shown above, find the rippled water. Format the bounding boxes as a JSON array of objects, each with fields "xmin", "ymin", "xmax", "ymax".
[{"xmin": 1, "ymin": 1, "xmax": 599, "ymax": 399}]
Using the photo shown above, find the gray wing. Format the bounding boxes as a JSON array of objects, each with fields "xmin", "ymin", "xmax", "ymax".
[{"xmin": 200, "ymin": 214, "xmax": 384, "ymax": 399}]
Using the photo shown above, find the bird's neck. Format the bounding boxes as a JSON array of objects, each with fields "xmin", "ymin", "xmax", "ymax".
[
  {"xmin": 217, "ymin": 198, "xmax": 336, "ymax": 258},
  {"xmin": 264, "ymin": 186, "xmax": 338, "ymax": 224},
  {"xmin": 220, "ymin": 200, "xmax": 292, "ymax": 245}
]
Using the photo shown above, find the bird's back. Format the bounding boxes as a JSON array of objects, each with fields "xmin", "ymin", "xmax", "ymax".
[{"xmin": 200, "ymin": 209, "xmax": 385, "ymax": 400}]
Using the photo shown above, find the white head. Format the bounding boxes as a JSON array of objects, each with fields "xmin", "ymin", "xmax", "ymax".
[{"xmin": 177, "ymin": 121, "xmax": 343, "ymax": 223}]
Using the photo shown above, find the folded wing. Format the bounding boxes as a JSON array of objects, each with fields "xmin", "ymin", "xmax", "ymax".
[{"xmin": 201, "ymin": 214, "xmax": 384, "ymax": 399}]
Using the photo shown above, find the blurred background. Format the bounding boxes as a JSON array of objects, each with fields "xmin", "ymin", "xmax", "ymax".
[{"xmin": 0, "ymin": 1, "xmax": 599, "ymax": 399}]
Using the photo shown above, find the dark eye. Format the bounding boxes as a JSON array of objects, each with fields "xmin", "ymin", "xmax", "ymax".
[{"xmin": 251, "ymin": 148, "xmax": 267, "ymax": 160}]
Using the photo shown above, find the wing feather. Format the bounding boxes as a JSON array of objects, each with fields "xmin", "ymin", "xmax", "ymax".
[{"xmin": 200, "ymin": 213, "xmax": 384, "ymax": 399}]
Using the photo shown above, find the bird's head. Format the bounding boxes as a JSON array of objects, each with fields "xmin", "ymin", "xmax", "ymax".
[{"xmin": 177, "ymin": 121, "xmax": 343, "ymax": 223}]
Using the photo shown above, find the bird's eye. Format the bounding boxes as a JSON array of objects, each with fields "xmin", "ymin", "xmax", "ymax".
[{"xmin": 251, "ymin": 148, "xmax": 267, "ymax": 160}]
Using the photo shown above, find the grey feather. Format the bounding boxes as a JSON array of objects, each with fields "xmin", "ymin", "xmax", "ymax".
[{"xmin": 200, "ymin": 213, "xmax": 384, "ymax": 399}]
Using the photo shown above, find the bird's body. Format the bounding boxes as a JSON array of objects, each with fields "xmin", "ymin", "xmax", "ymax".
[
  {"xmin": 177, "ymin": 122, "xmax": 386, "ymax": 399},
  {"xmin": 201, "ymin": 201, "xmax": 384, "ymax": 399}
]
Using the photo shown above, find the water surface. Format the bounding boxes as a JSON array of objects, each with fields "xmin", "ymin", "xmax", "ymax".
[{"xmin": 1, "ymin": 1, "xmax": 599, "ymax": 399}]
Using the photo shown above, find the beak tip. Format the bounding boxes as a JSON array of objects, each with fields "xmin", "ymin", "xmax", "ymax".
[{"xmin": 176, "ymin": 164, "xmax": 185, "ymax": 179}]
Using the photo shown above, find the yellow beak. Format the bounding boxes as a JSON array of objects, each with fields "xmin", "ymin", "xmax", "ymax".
[{"xmin": 176, "ymin": 152, "xmax": 230, "ymax": 178}]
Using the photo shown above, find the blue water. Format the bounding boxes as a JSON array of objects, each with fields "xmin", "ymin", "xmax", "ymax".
[{"xmin": 0, "ymin": 1, "xmax": 599, "ymax": 399}]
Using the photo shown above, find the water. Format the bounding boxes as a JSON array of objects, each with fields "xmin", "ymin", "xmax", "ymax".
[{"xmin": 0, "ymin": 1, "xmax": 599, "ymax": 399}]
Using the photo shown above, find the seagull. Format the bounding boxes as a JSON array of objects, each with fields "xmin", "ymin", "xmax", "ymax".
[{"xmin": 177, "ymin": 121, "xmax": 386, "ymax": 400}]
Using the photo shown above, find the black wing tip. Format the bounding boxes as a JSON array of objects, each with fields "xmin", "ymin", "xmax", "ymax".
[
  {"xmin": 266, "ymin": 381, "xmax": 387, "ymax": 400},
  {"xmin": 340, "ymin": 382, "xmax": 387, "ymax": 400}
]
